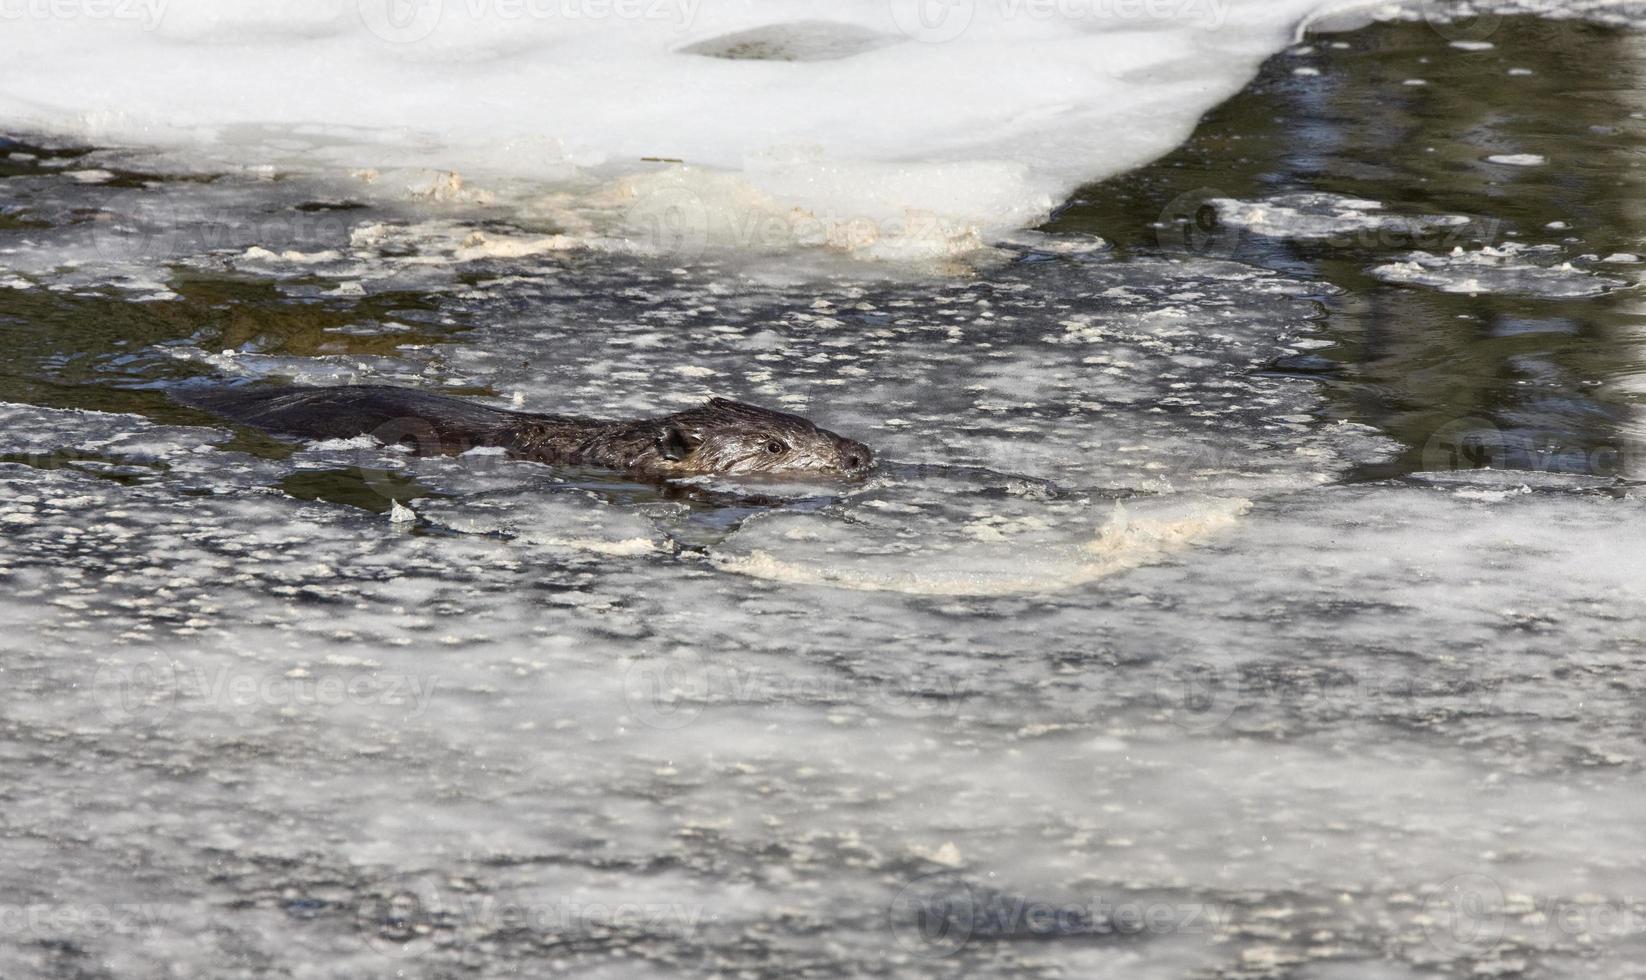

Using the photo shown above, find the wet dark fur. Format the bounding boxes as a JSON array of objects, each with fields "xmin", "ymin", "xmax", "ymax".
[{"xmin": 178, "ymin": 384, "xmax": 874, "ymax": 479}]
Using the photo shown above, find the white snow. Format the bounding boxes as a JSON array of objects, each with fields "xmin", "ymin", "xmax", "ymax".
[{"xmin": 0, "ymin": 0, "xmax": 1363, "ymax": 261}]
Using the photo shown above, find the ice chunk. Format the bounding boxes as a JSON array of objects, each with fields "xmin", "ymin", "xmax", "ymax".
[
  {"xmin": 0, "ymin": 0, "xmax": 1364, "ymax": 261},
  {"xmin": 1369, "ymin": 244, "xmax": 1627, "ymax": 298},
  {"xmin": 1486, "ymin": 153, "xmax": 1548, "ymax": 166},
  {"xmin": 1210, "ymin": 192, "xmax": 1480, "ymax": 244},
  {"xmin": 714, "ymin": 482, "xmax": 1251, "ymax": 595}
]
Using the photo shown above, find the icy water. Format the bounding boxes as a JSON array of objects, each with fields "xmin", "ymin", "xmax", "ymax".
[{"xmin": 5, "ymin": 9, "xmax": 1646, "ymax": 980}]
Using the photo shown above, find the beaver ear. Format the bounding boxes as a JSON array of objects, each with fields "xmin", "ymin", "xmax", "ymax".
[{"xmin": 657, "ymin": 425, "xmax": 703, "ymax": 461}]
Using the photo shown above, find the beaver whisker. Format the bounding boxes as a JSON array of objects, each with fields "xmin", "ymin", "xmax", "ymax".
[{"xmin": 175, "ymin": 383, "xmax": 875, "ymax": 481}]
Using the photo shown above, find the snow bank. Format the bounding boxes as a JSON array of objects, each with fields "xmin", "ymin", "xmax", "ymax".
[{"xmin": 0, "ymin": 0, "xmax": 1359, "ymax": 260}]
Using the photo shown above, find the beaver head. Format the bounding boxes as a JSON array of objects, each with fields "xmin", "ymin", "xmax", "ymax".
[{"xmin": 648, "ymin": 397, "xmax": 874, "ymax": 478}]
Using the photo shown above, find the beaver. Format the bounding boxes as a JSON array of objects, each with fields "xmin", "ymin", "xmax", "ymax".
[{"xmin": 178, "ymin": 384, "xmax": 875, "ymax": 479}]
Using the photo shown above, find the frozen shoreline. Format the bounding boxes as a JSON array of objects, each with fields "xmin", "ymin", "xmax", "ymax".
[{"xmin": 0, "ymin": 0, "xmax": 1361, "ymax": 260}]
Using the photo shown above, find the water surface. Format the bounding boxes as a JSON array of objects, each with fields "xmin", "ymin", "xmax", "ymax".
[{"xmin": 2, "ymin": 9, "xmax": 1645, "ymax": 980}]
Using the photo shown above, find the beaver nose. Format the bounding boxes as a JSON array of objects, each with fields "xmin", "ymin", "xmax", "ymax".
[{"xmin": 839, "ymin": 440, "xmax": 874, "ymax": 473}]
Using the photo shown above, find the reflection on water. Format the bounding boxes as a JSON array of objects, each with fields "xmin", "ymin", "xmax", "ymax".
[{"xmin": 1048, "ymin": 15, "xmax": 1646, "ymax": 480}]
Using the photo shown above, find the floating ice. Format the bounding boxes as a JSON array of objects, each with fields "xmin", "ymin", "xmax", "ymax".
[
  {"xmin": 714, "ymin": 486, "xmax": 1252, "ymax": 596},
  {"xmin": 1416, "ymin": 0, "xmax": 1646, "ymax": 31},
  {"xmin": 5, "ymin": 410, "xmax": 1646, "ymax": 976},
  {"xmin": 1486, "ymin": 153, "xmax": 1548, "ymax": 166},
  {"xmin": 0, "ymin": 401, "xmax": 224, "ymax": 461},
  {"xmin": 1210, "ymin": 192, "xmax": 1478, "ymax": 244},
  {"xmin": 1369, "ymin": 244, "xmax": 1628, "ymax": 298},
  {"xmin": 416, "ymin": 489, "xmax": 670, "ymax": 557}
]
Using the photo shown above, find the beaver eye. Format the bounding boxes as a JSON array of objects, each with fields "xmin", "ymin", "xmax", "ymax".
[{"xmin": 766, "ymin": 439, "xmax": 786, "ymax": 455}]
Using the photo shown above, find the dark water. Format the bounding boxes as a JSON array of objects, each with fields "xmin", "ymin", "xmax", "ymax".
[{"xmin": 1049, "ymin": 14, "xmax": 1646, "ymax": 480}]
